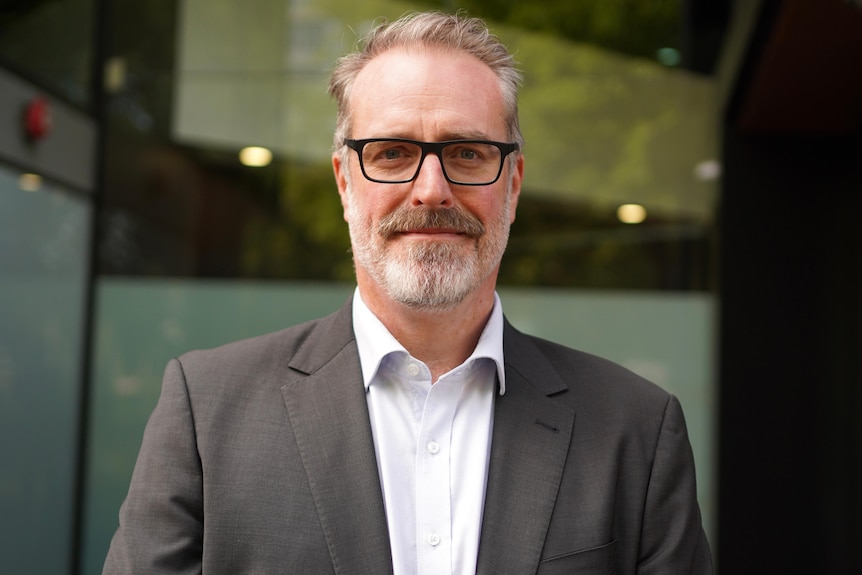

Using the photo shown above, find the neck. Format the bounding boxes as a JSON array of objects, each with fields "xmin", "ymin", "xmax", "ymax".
[{"xmin": 358, "ymin": 278, "xmax": 497, "ymax": 383}]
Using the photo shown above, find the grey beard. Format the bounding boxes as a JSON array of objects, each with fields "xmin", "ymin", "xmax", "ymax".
[
  {"xmin": 378, "ymin": 237, "xmax": 482, "ymax": 311},
  {"xmin": 345, "ymin": 194, "xmax": 511, "ymax": 313}
]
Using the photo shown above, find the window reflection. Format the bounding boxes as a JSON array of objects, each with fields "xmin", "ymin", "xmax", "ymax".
[
  {"xmin": 96, "ymin": 0, "xmax": 717, "ymax": 291},
  {"xmin": 0, "ymin": 0, "xmax": 94, "ymax": 108}
]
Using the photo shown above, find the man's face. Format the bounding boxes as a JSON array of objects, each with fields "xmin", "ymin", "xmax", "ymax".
[{"xmin": 333, "ymin": 46, "xmax": 523, "ymax": 311}]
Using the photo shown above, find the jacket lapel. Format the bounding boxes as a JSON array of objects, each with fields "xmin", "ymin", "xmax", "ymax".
[
  {"xmin": 280, "ymin": 302, "xmax": 393, "ymax": 574},
  {"xmin": 476, "ymin": 321, "xmax": 576, "ymax": 575}
]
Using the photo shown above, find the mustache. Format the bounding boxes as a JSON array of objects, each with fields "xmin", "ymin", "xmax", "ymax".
[{"xmin": 377, "ymin": 206, "xmax": 485, "ymax": 239}]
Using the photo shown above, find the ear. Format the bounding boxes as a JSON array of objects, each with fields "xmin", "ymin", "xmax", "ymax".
[
  {"xmin": 332, "ymin": 152, "xmax": 350, "ymax": 222},
  {"xmin": 507, "ymin": 153, "xmax": 524, "ymax": 223}
]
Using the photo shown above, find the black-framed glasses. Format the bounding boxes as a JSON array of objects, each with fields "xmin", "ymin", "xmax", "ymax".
[{"xmin": 344, "ymin": 138, "xmax": 519, "ymax": 186}]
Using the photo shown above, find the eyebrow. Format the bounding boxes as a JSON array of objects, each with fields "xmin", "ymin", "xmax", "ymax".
[
  {"xmin": 375, "ymin": 131, "xmax": 497, "ymax": 142},
  {"xmin": 438, "ymin": 130, "xmax": 493, "ymax": 141}
]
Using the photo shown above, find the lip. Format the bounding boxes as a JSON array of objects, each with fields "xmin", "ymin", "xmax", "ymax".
[{"xmin": 397, "ymin": 228, "xmax": 466, "ymax": 238}]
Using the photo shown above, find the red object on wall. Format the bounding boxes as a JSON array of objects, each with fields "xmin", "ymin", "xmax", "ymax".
[{"xmin": 24, "ymin": 96, "xmax": 52, "ymax": 141}]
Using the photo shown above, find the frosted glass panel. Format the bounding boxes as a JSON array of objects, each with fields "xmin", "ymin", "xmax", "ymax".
[{"xmin": 0, "ymin": 166, "xmax": 91, "ymax": 573}]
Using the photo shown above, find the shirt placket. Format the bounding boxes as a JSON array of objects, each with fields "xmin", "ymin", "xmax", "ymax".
[{"xmin": 414, "ymin": 370, "xmax": 461, "ymax": 575}]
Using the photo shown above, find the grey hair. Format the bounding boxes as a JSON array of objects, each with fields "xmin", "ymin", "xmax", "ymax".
[{"xmin": 328, "ymin": 11, "xmax": 524, "ymax": 158}]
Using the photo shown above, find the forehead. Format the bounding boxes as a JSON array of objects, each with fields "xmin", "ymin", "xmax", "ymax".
[{"xmin": 349, "ymin": 46, "xmax": 508, "ymax": 140}]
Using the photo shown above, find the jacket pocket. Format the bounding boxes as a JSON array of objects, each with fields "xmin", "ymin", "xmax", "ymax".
[{"xmin": 536, "ymin": 539, "xmax": 616, "ymax": 575}]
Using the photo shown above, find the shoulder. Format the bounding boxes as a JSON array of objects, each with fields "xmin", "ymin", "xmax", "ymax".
[
  {"xmin": 505, "ymin": 327, "xmax": 692, "ymax": 483},
  {"xmin": 506, "ymin": 324, "xmax": 673, "ymax": 418},
  {"xmin": 154, "ymin": 303, "xmax": 356, "ymax": 438},
  {"xmin": 531, "ymin": 333, "xmax": 664, "ymax": 390},
  {"xmin": 173, "ymin": 301, "xmax": 354, "ymax": 383}
]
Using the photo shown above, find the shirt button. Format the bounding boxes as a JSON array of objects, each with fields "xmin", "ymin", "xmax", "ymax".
[
  {"xmin": 407, "ymin": 363, "xmax": 420, "ymax": 376},
  {"xmin": 427, "ymin": 533, "xmax": 441, "ymax": 546},
  {"xmin": 426, "ymin": 441, "xmax": 440, "ymax": 455}
]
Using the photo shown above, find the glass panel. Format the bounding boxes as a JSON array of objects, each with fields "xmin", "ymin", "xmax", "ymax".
[
  {"xmin": 97, "ymin": 0, "xmax": 716, "ymax": 290},
  {"xmin": 0, "ymin": 165, "xmax": 91, "ymax": 573},
  {"xmin": 0, "ymin": 0, "xmax": 95, "ymax": 108}
]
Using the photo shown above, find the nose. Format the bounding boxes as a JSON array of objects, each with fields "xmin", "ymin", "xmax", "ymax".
[{"xmin": 410, "ymin": 153, "xmax": 453, "ymax": 207}]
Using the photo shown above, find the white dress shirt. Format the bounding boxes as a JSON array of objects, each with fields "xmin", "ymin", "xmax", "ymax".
[{"xmin": 352, "ymin": 288, "xmax": 506, "ymax": 575}]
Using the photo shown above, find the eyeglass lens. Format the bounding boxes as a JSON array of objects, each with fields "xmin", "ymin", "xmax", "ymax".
[{"xmin": 360, "ymin": 140, "xmax": 504, "ymax": 184}]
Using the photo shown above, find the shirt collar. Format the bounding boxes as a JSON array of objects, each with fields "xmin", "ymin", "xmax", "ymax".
[{"xmin": 351, "ymin": 287, "xmax": 507, "ymax": 395}]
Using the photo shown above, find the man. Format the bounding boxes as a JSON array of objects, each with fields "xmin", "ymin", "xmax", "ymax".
[{"xmin": 104, "ymin": 11, "xmax": 712, "ymax": 574}]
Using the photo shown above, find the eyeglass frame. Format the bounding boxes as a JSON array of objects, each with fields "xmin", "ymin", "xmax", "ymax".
[{"xmin": 343, "ymin": 137, "xmax": 520, "ymax": 186}]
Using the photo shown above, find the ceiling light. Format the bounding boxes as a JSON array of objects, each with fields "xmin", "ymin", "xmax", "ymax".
[
  {"xmin": 239, "ymin": 146, "xmax": 272, "ymax": 167},
  {"xmin": 618, "ymin": 204, "xmax": 647, "ymax": 224}
]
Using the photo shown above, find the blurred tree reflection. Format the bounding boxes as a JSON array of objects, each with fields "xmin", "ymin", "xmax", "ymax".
[
  {"xmin": 241, "ymin": 160, "xmax": 352, "ymax": 281},
  {"xmin": 97, "ymin": 0, "xmax": 713, "ymax": 291},
  {"xmin": 430, "ymin": 0, "xmax": 679, "ymax": 60}
]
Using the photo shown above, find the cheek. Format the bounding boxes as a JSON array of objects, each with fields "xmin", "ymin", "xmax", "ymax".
[
  {"xmin": 464, "ymin": 191, "xmax": 508, "ymax": 225},
  {"xmin": 358, "ymin": 190, "xmax": 403, "ymax": 222},
  {"xmin": 344, "ymin": 191, "xmax": 386, "ymax": 230}
]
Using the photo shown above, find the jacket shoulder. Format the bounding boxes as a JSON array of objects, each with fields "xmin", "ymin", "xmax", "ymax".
[
  {"xmin": 175, "ymin": 302, "xmax": 354, "ymax": 381},
  {"xmin": 510, "ymin": 327, "xmax": 673, "ymax": 411}
]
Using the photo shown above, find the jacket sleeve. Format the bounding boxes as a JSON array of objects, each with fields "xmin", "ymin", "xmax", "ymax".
[
  {"xmin": 103, "ymin": 358, "xmax": 204, "ymax": 574},
  {"xmin": 638, "ymin": 394, "xmax": 713, "ymax": 574}
]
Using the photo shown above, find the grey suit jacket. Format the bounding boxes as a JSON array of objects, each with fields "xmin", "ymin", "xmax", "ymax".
[{"xmin": 104, "ymin": 300, "xmax": 712, "ymax": 574}]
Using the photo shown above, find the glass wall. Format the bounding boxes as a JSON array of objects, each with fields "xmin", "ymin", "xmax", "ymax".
[
  {"xmin": 0, "ymin": 169, "xmax": 92, "ymax": 572},
  {"xmin": 93, "ymin": 0, "xmax": 717, "ymax": 285},
  {"xmin": 82, "ymin": 1, "xmax": 721, "ymax": 572},
  {"xmin": 0, "ymin": 1, "xmax": 97, "ymax": 572}
]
